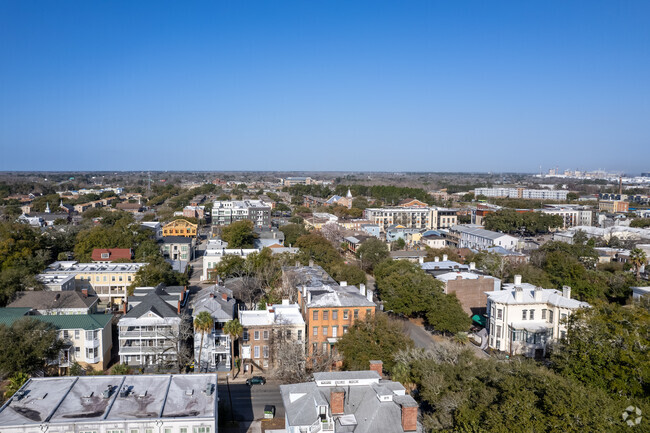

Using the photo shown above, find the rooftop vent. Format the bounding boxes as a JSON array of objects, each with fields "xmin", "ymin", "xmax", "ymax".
[
  {"xmin": 102, "ymin": 386, "xmax": 112, "ymax": 399},
  {"xmin": 185, "ymin": 389, "xmax": 194, "ymax": 396},
  {"xmin": 14, "ymin": 390, "xmax": 27, "ymax": 400},
  {"xmin": 138, "ymin": 390, "xmax": 147, "ymax": 398},
  {"xmin": 204, "ymin": 383, "xmax": 214, "ymax": 396},
  {"xmin": 82, "ymin": 392, "xmax": 94, "ymax": 399},
  {"xmin": 119, "ymin": 386, "xmax": 129, "ymax": 398}
]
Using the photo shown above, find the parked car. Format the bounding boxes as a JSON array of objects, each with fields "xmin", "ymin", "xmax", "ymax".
[
  {"xmin": 246, "ymin": 376, "xmax": 266, "ymax": 386},
  {"xmin": 264, "ymin": 405, "xmax": 275, "ymax": 419}
]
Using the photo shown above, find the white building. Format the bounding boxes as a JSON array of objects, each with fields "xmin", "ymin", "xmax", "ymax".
[
  {"xmin": 37, "ymin": 274, "xmax": 76, "ymax": 291},
  {"xmin": 449, "ymin": 224, "xmax": 518, "ymax": 250},
  {"xmin": 239, "ymin": 300, "xmax": 305, "ymax": 373},
  {"xmin": 212, "ymin": 199, "xmax": 271, "ymax": 228},
  {"xmin": 118, "ymin": 285, "xmax": 188, "ymax": 367},
  {"xmin": 201, "ymin": 239, "xmax": 260, "ymax": 281},
  {"xmin": 485, "ymin": 276, "xmax": 590, "ymax": 357},
  {"xmin": 363, "ymin": 206, "xmax": 457, "ymax": 232},
  {"xmin": 192, "ymin": 285, "xmax": 237, "ymax": 371},
  {"xmin": 0, "ymin": 374, "xmax": 217, "ymax": 433},
  {"xmin": 541, "ymin": 205, "xmax": 593, "ymax": 228},
  {"xmin": 475, "ymin": 187, "xmax": 568, "ymax": 200}
]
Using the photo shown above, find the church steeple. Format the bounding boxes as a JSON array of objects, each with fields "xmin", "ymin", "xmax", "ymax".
[{"xmin": 45, "ymin": 202, "xmax": 50, "ymax": 213}]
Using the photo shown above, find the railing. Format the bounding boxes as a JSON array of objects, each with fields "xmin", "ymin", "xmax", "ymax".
[
  {"xmin": 119, "ymin": 345, "xmax": 174, "ymax": 354},
  {"xmin": 310, "ymin": 419, "xmax": 334, "ymax": 433},
  {"xmin": 119, "ymin": 331, "xmax": 169, "ymax": 338},
  {"xmin": 85, "ymin": 338, "xmax": 101, "ymax": 349}
]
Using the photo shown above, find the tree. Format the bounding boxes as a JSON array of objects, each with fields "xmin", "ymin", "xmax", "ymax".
[
  {"xmin": 295, "ymin": 233, "xmax": 343, "ymax": 272},
  {"xmin": 629, "ymin": 248, "xmax": 647, "ymax": 279},
  {"xmin": 110, "ymin": 363, "xmax": 132, "ymax": 375},
  {"xmin": 0, "ymin": 318, "xmax": 63, "ymax": 376},
  {"xmin": 3, "ymin": 372, "xmax": 29, "ymax": 399},
  {"xmin": 279, "ymin": 223, "xmax": 308, "ymax": 246},
  {"xmin": 129, "ymin": 257, "xmax": 187, "ymax": 295},
  {"xmin": 221, "ymin": 220, "xmax": 258, "ymax": 248},
  {"xmin": 425, "ymin": 293, "xmax": 471, "ymax": 335},
  {"xmin": 223, "ymin": 319, "xmax": 243, "ymax": 372},
  {"xmin": 193, "ymin": 311, "xmax": 214, "ymax": 373},
  {"xmin": 330, "ymin": 263, "xmax": 367, "ymax": 286},
  {"xmin": 374, "ymin": 260, "xmax": 443, "ymax": 317},
  {"xmin": 424, "ymin": 247, "xmax": 462, "ymax": 263},
  {"xmin": 356, "ymin": 238, "xmax": 390, "ymax": 271},
  {"xmin": 551, "ymin": 301, "xmax": 650, "ymax": 399},
  {"xmin": 320, "ymin": 223, "xmax": 345, "ymax": 245},
  {"xmin": 337, "ymin": 313, "xmax": 413, "ymax": 374}
]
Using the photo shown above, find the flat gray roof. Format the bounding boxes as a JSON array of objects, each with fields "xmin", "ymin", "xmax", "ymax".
[{"xmin": 0, "ymin": 374, "xmax": 217, "ymax": 428}]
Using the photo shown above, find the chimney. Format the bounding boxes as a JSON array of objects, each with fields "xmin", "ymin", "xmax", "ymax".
[
  {"xmin": 400, "ymin": 400, "xmax": 419, "ymax": 432},
  {"xmin": 418, "ymin": 256, "xmax": 424, "ymax": 264},
  {"xmin": 514, "ymin": 275, "xmax": 522, "ymax": 286},
  {"xmin": 434, "ymin": 256, "xmax": 439, "ymax": 262},
  {"xmin": 514, "ymin": 286, "xmax": 523, "ymax": 302},
  {"xmin": 340, "ymin": 281, "xmax": 347, "ymax": 287},
  {"xmin": 534, "ymin": 287, "xmax": 542, "ymax": 302},
  {"xmin": 82, "ymin": 288, "xmax": 88, "ymax": 297},
  {"xmin": 330, "ymin": 388, "xmax": 345, "ymax": 415},
  {"xmin": 123, "ymin": 301, "xmax": 127, "ymax": 314},
  {"xmin": 469, "ymin": 262, "xmax": 476, "ymax": 271},
  {"xmin": 210, "ymin": 293, "xmax": 214, "ymax": 298},
  {"xmin": 443, "ymin": 254, "xmax": 448, "ymax": 261},
  {"xmin": 562, "ymin": 285, "xmax": 571, "ymax": 299},
  {"xmin": 302, "ymin": 285, "xmax": 307, "ymax": 299},
  {"xmin": 309, "ymin": 259, "xmax": 314, "ymax": 268},
  {"xmin": 177, "ymin": 300, "xmax": 181, "ymax": 314},
  {"xmin": 359, "ymin": 283, "xmax": 366, "ymax": 296},
  {"xmin": 366, "ymin": 289, "xmax": 374, "ymax": 303},
  {"xmin": 307, "ymin": 291, "xmax": 312, "ymax": 304},
  {"xmin": 369, "ymin": 360, "xmax": 383, "ymax": 376},
  {"xmin": 295, "ymin": 260, "xmax": 300, "ymax": 267},
  {"xmin": 222, "ymin": 293, "xmax": 228, "ymax": 301}
]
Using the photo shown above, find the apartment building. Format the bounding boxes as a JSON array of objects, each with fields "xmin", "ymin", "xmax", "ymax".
[
  {"xmin": 202, "ymin": 239, "xmax": 260, "ymax": 281},
  {"xmin": 0, "ymin": 308, "xmax": 112, "ymax": 371},
  {"xmin": 162, "ymin": 219, "xmax": 197, "ymax": 237},
  {"xmin": 118, "ymin": 285, "xmax": 188, "ymax": 367},
  {"xmin": 239, "ymin": 301, "xmax": 305, "ymax": 373},
  {"xmin": 474, "ymin": 187, "xmax": 569, "ymax": 200},
  {"xmin": 281, "ymin": 363, "xmax": 422, "ymax": 433},
  {"xmin": 435, "ymin": 267, "xmax": 500, "ymax": 316},
  {"xmin": 191, "ymin": 285, "xmax": 237, "ymax": 371},
  {"xmin": 183, "ymin": 205, "xmax": 205, "ymax": 219},
  {"xmin": 448, "ymin": 224, "xmax": 518, "ymax": 250},
  {"xmin": 162, "ymin": 236, "xmax": 195, "ymax": 262},
  {"xmin": 40, "ymin": 261, "xmax": 147, "ymax": 306},
  {"xmin": 485, "ymin": 276, "xmax": 590, "ymax": 357},
  {"xmin": 212, "ymin": 200, "xmax": 271, "ymax": 228},
  {"xmin": 364, "ymin": 206, "xmax": 457, "ymax": 232},
  {"xmin": 598, "ymin": 200, "xmax": 629, "ymax": 213},
  {"xmin": 541, "ymin": 204, "xmax": 593, "ymax": 228},
  {"xmin": 37, "ymin": 274, "xmax": 76, "ymax": 291},
  {"xmin": 0, "ymin": 374, "xmax": 217, "ymax": 433}
]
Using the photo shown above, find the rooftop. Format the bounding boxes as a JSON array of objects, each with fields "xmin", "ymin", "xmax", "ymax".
[
  {"xmin": 0, "ymin": 374, "xmax": 217, "ymax": 428},
  {"xmin": 8, "ymin": 291, "xmax": 97, "ymax": 311},
  {"xmin": 486, "ymin": 283, "xmax": 590, "ymax": 309},
  {"xmin": 451, "ymin": 224, "xmax": 515, "ymax": 240},
  {"xmin": 239, "ymin": 301, "xmax": 304, "ymax": 327},
  {"xmin": 0, "ymin": 308, "xmax": 112, "ymax": 330},
  {"xmin": 43, "ymin": 261, "xmax": 147, "ymax": 274}
]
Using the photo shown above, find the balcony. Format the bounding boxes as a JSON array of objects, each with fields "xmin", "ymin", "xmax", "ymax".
[
  {"xmin": 119, "ymin": 330, "xmax": 169, "ymax": 339},
  {"xmin": 119, "ymin": 344, "xmax": 174, "ymax": 354},
  {"xmin": 85, "ymin": 338, "xmax": 101, "ymax": 349}
]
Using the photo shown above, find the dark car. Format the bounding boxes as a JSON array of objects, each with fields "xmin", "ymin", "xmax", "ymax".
[{"xmin": 246, "ymin": 376, "xmax": 266, "ymax": 386}]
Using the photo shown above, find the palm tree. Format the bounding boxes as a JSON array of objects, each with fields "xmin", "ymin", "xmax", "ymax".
[
  {"xmin": 223, "ymin": 319, "xmax": 243, "ymax": 372},
  {"xmin": 194, "ymin": 311, "xmax": 214, "ymax": 373},
  {"xmin": 629, "ymin": 248, "xmax": 647, "ymax": 279}
]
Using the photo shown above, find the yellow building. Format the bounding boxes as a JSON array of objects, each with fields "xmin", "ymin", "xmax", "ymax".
[
  {"xmin": 163, "ymin": 219, "xmax": 198, "ymax": 237},
  {"xmin": 40, "ymin": 261, "xmax": 147, "ymax": 305},
  {"xmin": 598, "ymin": 200, "xmax": 629, "ymax": 213}
]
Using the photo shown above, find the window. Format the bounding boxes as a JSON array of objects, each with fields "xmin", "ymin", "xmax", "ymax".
[
  {"xmin": 254, "ymin": 330, "xmax": 260, "ymax": 340},
  {"xmin": 145, "ymin": 429, "xmax": 154, "ymax": 433},
  {"xmin": 522, "ymin": 310, "xmax": 527, "ymax": 320},
  {"xmin": 63, "ymin": 330, "xmax": 69, "ymax": 339},
  {"xmin": 286, "ymin": 329, "xmax": 292, "ymax": 339},
  {"xmin": 180, "ymin": 428, "xmax": 188, "ymax": 433},
  {"xmin": 497, "ymin": 309, "xmax": 503, "ymax": 320},
  {"xmin": 75, "ymin": 347, "xmax": 80, "ymax": 354},
  {"xmin": 343, "ymin": 310, "xmax": 349, "ymax": 319},
  {"xmin": 491, "ymin": 304, "xmax": 495, "ymax": 318},
  {"xmin": 243, "ymin": 331, "xmax": 249, "ymax": 341},
  {"xmin": 322, "ymin": 327, "xmax": 328, "ymax": 336},
  {"xmin": 496, "ymin": 325, "xmax": 501, "ymax": 338},
  {"xmin": 332, "ymin": 310, "xmax": 338, "ymax": 320},
  {"xmin": 561, "ymin": 313, "xmax": 567, "ymax": 321},
  {"xmin": 103, "ymin": 276, "xmax": 107, "ymax": 282},
  {"xmin": 101, "ymin": 253, "xmax": 109, "ymax": 259},
  {"xmin": 541, "ymin": 309, "xmax": 546, "ymax": 320},
  {"xmin": 549, "ymin": 310, "xmax": 554, "ymax": 323},
  {"xmin": 263, "ymin": 345, "xmax": 269, "ymax": 358},
  {"xmin": 193, "ymin": 428, "xmax": 210, "ymax": 433},
  {"xmin": 112, "ymin": 276, "xmax": 116, "ymax": 282},
  {"xmin": 254, "ymin": 346, "xmax": 260, "ymax": 358},
  {"xmin": 366, "ymin": 309, "xmax": 372, "ymax": 317},
  {"xmin": 529, "ymin": 309, "xmax": 535, "ymax": 320},
  {"xmin": 297, "ymin": 330, "xmax": 303, "ymax": 341},
  {"xmin": 343, "ymin": 325, "xmax": 349, "ymax": 334},
  {"xmin": 560, "ymin": 331, "xmax": 566, "ymax": 339},
  {"xmin": 332, "ymin": 326, "xmax": 338, "ymax": 338},
  {"xmin": 496, "ymin": 339, "xmax": 501, "ymax": 350},
  {"xmin": 322, "ymin": 310, "xmax": 329, "ymax": 320},
  {"xmin": 263, "ymin": 330, "xmax": 269, "ymax": 340},
  {"xmin": 164, "ymin": 429, "xmax": 172, "ymax": 433},
  {"xmin": 119, "ymin": 276, "xmax": 123, "ymax": 282},
  {"xmin": 354, "ymin": 310, "xmax": 359, "ymax": 319},
  {"xmin": 130, "ymin": 429, "xmax": 139, "ymax": 433},
  {"xmin": 313, "ymin": 327, "xmax": 318, "ymax": 336}
]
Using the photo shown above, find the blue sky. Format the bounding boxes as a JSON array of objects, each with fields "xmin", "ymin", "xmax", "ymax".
[{"xmin": 1, "ymin": 1, "xmax": 649, "ymax": 173}]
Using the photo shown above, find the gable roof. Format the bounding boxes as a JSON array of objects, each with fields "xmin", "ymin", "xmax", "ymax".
[{"xmin": 8, "ymin": 291, "xmax": 97, "ymax": 310}]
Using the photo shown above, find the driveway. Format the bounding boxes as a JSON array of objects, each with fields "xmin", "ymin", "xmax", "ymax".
[{"xmin": 218, "ymin": 380, "xmax": 284, "ymax": 431}]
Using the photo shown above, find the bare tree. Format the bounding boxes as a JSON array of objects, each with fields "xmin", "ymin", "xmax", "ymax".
[
  {"xmin": 158, "ymin": 311, "xmax": 195, "ymax": 373},
  {"xmin": 320, "ymin": 223, "xmax": 345, "ymax": 246}
]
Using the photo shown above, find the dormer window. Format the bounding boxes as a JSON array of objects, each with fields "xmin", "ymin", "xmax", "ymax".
[{"xmin": 101, "ymin": 253, "xmax": 109, "ymax": 259}]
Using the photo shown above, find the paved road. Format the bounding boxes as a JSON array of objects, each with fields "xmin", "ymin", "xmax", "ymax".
[
  {"xmin": 401, "ymin": 318, "xmax": 437, "ymax": 349},
  {"xmin": 219, "ymin": 381, "xmax": 284, "ymax": 422}
]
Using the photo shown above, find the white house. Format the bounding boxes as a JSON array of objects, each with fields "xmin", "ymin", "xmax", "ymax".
[
  {"xmin": 192, "ymin": 285, "xmax": 237, "ymax": 371},
  {"xmin": 450, "ymin": 224, "xmax": 518, "ymax": 250},
  {"xmin": 201, "ymin": 239, "xmax": 260, "ymax": 281},
  {"xmin": 485, "ymin": 275, "xmax": 590, "ymax": 357}
]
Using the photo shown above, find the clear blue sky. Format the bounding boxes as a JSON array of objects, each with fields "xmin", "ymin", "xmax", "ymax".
[{"xmin": 1, "ymin": 1, "xmax": 649, "ymax": 173}]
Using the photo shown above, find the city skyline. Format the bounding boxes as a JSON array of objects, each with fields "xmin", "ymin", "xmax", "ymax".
[{"xmin": 1, "ymin": 0, "xmax": 649, "ymax": 172}]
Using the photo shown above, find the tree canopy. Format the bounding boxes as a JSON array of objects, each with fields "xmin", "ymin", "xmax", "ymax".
[
  {"xmin": 0, "ymin": 318, "xmax": 63, "ymax": 376},
  {"xmin": 220, "ymin": 220, "xmax": 258, "ymax": 248},
  {"xmin": 337, "ymin": 313, "xmax": 413, "ymax": 374},
  {"xmin": 356, "ymin": 238, "xmax": 390, "ymax": 272},
  {"xmin": 484, "ymin": 209, "xmax": 564, "ymax": 235}
]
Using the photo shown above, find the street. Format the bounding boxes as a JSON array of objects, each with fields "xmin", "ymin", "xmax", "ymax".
[{"xmin": 219, "ymin": 380, "xmax": 284, "ymax": 422}]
